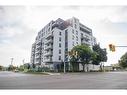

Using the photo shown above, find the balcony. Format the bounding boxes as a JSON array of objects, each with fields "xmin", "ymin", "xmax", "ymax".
[
  {"xmin": 35, "ymin": 49, "xmax": 41, "ymax": 54},
  {"xmin": 36, "ymin": 44, "xmax": 41, "ymax": 49},
  {"xmin": 45, "ymin": 39, "xmax": 53, "ymax": 45},
  {"xmin": 45, "ymin": 51, "xmax": 53, "ymax": 56},
  {"xmin": 79, "ymin": 23, "xmax": 92, "ymax": 33},
  {"xmin": 81, "ymin": 41, "xmax": 91, "ymax": 46},
  {"xmin": 45, "ymin": 44, "xmax": 53, "ymax": 50},
  {"xmin": 36, "ymin": 41, "xmax": 41, "ymax": 45},
  {"xmin": 35, "ymin": 54, "xmax": 41, "ymax": 58},
  {"xmin": 44, "ymin": 58, "xmax": 52, "ymax": 62},
  {"xmin": 45, "ymin": 32, "xmax": 53, "ymax": 39},
  {"xmin": 81, "ymin": 35, "xmax": 90, "ymax": 42}
]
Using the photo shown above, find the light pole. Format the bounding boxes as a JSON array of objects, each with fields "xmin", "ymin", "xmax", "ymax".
[
  {"xmin": 64, "ymin": 60, "xmax": 66, "ymax": 73},
  {"xmin": 61, "ymin": 59, "xmax": 66, "ymax": 74},
  {"xmin": 63, "ymin": 55, "xmax": 70, "ymax": 73}
]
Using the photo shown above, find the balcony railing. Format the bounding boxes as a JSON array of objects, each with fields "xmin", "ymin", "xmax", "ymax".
[
  {"xmin": 45, "ymin": 39, "xmax": 53, "ymax": 44},
  {"xmin": 45, "ymin": 32, "xmax": 53, "ymax": 39},
  {"xmin": 45, "ymin": 44, "xmax": 53, "ymax": 50},
  {"xmin": 45, "ymin": 51, "xmax": 53, "ymax": 56},
  {"xmin": 44, "ymin": 58, "xmax": 52, "ymax": 62}
]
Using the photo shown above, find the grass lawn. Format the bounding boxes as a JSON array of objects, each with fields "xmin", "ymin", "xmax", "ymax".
[{"xmin": 23, "ymin": 71, "xmax": 50, "ymax": 75}]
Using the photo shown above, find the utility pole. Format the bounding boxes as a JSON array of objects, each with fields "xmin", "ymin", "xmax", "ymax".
[
  {"xmin": 11, "ymin": 58, "xmax": 14, "ymax": 65},
  {"xmin": 22, "ymin": 59, "xmax": 25, "ymax": 70},
  {"xmin": 64, "ymin": 60, "xmax": 66, "ymax": 73},
  {"xmin": 22, "ymin": 59, "xmax": 25, "ymax": 64},
  {"xmin": 61, "ymin": 57, "xmax": 66, "ymax": 74}
]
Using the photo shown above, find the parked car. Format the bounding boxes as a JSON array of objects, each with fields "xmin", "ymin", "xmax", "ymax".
[{"xmin": 14, "ymin": 69, "xmax": 19, "ymax": 72}]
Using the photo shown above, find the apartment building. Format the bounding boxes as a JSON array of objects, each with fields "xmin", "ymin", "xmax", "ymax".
[{"xmin": 30, "ymin": 17, "xmax": 99, "ymax": 71}]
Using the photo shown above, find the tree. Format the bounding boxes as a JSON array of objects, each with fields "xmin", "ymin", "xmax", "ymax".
[
  {"xmin": 32, "ymin": 63, "xmax": 36, "ymax": 69},
  {"xmin": 92, "ymin": 44, "xmax": 107, "ymax": 71},
  {"xmin": 0, "ymin": 65, "xmax": 3, "ymax": 71},
  {"xmin": 69, "ymin": 53, "xmax": 79, "ymax": 72},
  {"xmin": 70, "ymin": 45, "xmax": 94, "ymax": 72},
  {"xmin": 18, "ymin": 65, "xmax": 24, "ymax": 71},
  {"xmin": 7, "ymin": 65, "xmax": 16, "ymax": 71},
  {"xmin": 24, "ymin": 63, "xmax": 31, "ymax": 70},
  {"xmin": 119, "ymin": 52, "xmax": 127, "ymax": 69}
]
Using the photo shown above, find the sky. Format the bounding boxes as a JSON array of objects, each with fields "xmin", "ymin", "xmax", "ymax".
[{"xmin": 0, "ymin": 6, "xmax": 127, "ymax": 67}]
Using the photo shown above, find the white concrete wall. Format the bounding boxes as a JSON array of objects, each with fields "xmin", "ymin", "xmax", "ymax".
[
  {"xmin": 52, "ymin": 28, "xmax": 65, "ymax": 62},
  {"xmin": 79, "ymin": 64, "xmax": 100, "ymax": 71}
]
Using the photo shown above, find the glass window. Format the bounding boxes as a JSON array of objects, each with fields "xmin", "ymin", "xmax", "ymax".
[
  {"xmin": 59, "ymin": 37, "xmax": 61, "ymax": 41},
  {"xmin": 72, "ymin": 29, "xmax": 74, "ymax": 34},
  {"xmin": 72, "ymin": 42, "xmax": 74, "ymax": 46},
  {"xmin": 76, "ymin": 36, "xmax": 78, "ymax": 41},
  {"xmin": 75, "ymin": 24, "xmax": 77, "ymax": 29},
  {"xmin": 59, "ymin": 56, "xmax": 61, "ymax": 60},
  {"xmin": 59, "ymin": 49, "xmax": 61, "ymax": 54},
  {"xmin": 59, "ymin": 31, "xmax": 62, "ymax": 35},
  {"xmin": 48, "ymin": 28, "xmax": 50, "ymax": 31},
  {"xmin": 59, "ymin": 43, "xmax": 61, "ymax": 47},
  {"xmin": 76, "ymin": 31, "xmax": 78, "ymax": 35},
  {"xmin": 72, "ymin": 35, "xmax": 75, "ymax": 40}
]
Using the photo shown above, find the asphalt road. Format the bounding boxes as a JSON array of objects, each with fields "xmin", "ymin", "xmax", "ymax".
[{"xmin": 0, "ymin": 71, "xmax": 127, "ymax": 89}]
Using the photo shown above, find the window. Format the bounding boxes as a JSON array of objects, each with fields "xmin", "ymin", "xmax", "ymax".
[
  {"xmin": 59, "ymin": 49, "xmax": 61, "ymax": 54},
  {"xmin": 76, "ymin": 36, "xmax": 78, "ymax": 41},
  {"xmin": 48, "ymin": 28, "xmax": 50, "ymax": 31},
  {"xmin": 65, "ymin": 29, "xmax": 68, "ymax": 32},
  {"xmin": 72, "ymin": 35, "xmax": 75, "ymax": 40},
  {"xmin": 59, "ymin": 56, "xmax": 61, "ymax": 60},
  {"xmin": 76, "ymin": 42, "xmax": 78, "ymax": 44},
  {"xmin": 75, "ymin": 24, "xmax": 77, "ymax": 29},
  {"xmin": 72, "ymin": 42, "xmax": 74, "ymax": 46},
  {"xmin": 59, "ymin": 37, "xmax": 61, "ymax": 41},
  {"xmin": 76, "ymin": 31, "xmax": 78, "ymax": 35},
  {"xmin": 65, "ymin": 42, "xmax": 68, "ymax": 47},
  {"xmin": 72, "ymin": 29, "xmax": 74, "ymax": 34},
  {"xmin": 59, "ymin": 31, "xmax": 62, "ymax": 35},
  {"xmin": 65, "ymin": 48, "xmax": 68, "ymax": 51},
  {"xmin": 59, "ymin": 43, "xmax": 61, "ymax": 47}
]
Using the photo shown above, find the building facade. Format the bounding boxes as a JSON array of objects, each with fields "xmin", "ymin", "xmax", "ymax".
[{"xmin": 30, "ymin": 17, "xmax": 99, "ymax": 71}]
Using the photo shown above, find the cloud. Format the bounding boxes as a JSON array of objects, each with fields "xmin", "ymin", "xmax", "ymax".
[{"xmin": 0, "ymin": 6, "xmax": 127, "ymax": 66}]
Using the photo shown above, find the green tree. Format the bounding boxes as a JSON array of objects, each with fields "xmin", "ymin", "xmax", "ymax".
[
  {"xmin": 119, "ymin": 52, "xmax": 127, "ymax": 69},
  {"xmin": 70, "ymin": 45, "xmax": 94, "ymax": 72},
  {"xmin": 0, "ymin": 65, "xmax": 3, "ymax": 71},
  {"xmin": 92, "ymin": 44, "xmax": 107, "ymax": 71},
  {"xmin": 18, "ymin": 65, "xmax": 24, "ymax": 71},
  {"xmin": 69, "ymin": 53, "xmax": 79, "ymax": 72},
  {"xmin": 32, "ymin": 63, "xmax": 36, "ymax": 69},
  {"xmin": 7, "ymin": 65, "xmax": 16, "ymax": 71}
]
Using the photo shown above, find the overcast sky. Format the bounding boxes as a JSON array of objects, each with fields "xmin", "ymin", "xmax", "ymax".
[{"xmin": 0, "ymin": 6, "xmax": 127, "ymax": 66}]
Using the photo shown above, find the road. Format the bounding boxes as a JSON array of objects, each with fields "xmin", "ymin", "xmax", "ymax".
[{"xmin": 0, "ymin": 71, "xmax": 127, "ymax": 89}]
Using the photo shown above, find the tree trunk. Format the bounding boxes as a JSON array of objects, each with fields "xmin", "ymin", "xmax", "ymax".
[
  {"xmin": 86, "ymin": 64, "xmax": 89, "ymax": 72},
  {"xmin": 100, "ymin": 63, "xmax": 102, "ymax": 71},
  {"xmin": 83, "ymin": 64, "xmax": 85, "ymax": 72}
]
